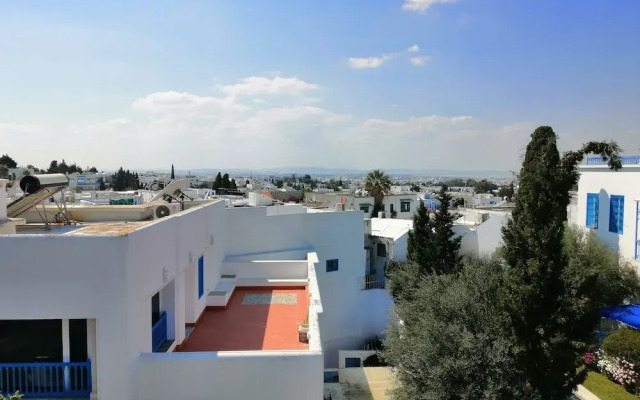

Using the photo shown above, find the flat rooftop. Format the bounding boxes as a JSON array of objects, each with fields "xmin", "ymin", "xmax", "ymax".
[
  {"xmin": 14, "ymin": 221, "xmax": 155, "ymax": 236},
  {"xmin": 178, "ymin": 287, "xmax": 309, "ymax": 352}
]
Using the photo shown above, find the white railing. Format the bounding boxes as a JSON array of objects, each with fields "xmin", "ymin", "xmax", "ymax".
[{"xmin": 358, "ymin": 274, "xmax": 385, "ymax": 290}]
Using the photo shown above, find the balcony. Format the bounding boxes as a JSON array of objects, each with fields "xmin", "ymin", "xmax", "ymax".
[
  {"xmin": 0, "ymin": 361, "xmax": 92, "ymax": 398},
  {"xmin": 359, "ymin": 274, "xmax": 385, "ymax": 290}
]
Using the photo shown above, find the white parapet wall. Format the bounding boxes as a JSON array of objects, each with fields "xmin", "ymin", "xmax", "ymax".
[
  {"xmin": 137, "ymin": 350, "xmax": 324, "ymax": 400},
  {"xmin": 222, "ymin": 260, "xmax": 308, "ymax": 281}
]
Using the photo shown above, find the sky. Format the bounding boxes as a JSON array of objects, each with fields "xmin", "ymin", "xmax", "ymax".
[{"xmin": 0, "ymin": 0, "xmax": 639, "ymax": 172}]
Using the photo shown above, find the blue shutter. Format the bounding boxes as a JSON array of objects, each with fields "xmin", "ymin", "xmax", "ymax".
[
  {"xmin": 586, "ymin": 193, "xmax": 599, "ymax": 228},
  {"xmin": 609, "ymin": 195, "xmax": 624, "ymax": 234},
  {"xmin": 198, "ymin": 256, "xmax": 204, "ymax": 298}
]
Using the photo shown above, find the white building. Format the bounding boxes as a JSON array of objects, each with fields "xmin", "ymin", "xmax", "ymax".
[
  {"xmin": 67, "ymin": 172, "xmax": 108, "ymax": 191},
  {"xmin": 306, "ymin": 193, "xmax": 418, "ymax": 220},
  {"xmin": 575, "ymin": 156, "xmax": 640, "ymax": 270},
  {"xmin": 0, "ymin": 183, "xmax": 390, "ymax": 400}
]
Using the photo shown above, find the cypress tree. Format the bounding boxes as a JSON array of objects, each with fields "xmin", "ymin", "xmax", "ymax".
[
  {"xmin": 171, "ymin": 164, "xmax": 175, "ymax": 179},
  {"xmin": 431, "ymin": 187, "xmax": 463, "ymax": 275},
  {"xmin": 501, "ymin": 126, "xmax": 623, "ymax": 400},
  {"xmin": 213, "ymin": 172, "xmax": 223, "ymax": 190},
  {"xmin": 222, "ymin": 173, "xmax": 231, "ymax": 189},
  {"xmin": 406, "ymin": 199, "xmax": 435, "ymax": 274}
]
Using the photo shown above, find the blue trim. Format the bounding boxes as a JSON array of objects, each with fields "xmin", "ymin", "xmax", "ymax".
[
  {"xmin": 152, "ymin": 311, "xmax": 167, "ymax": 352},
  {"xmin": 0, "ymin": 361, "xmax": 91, "ymax": 397},
  {"xmin": 326, "ymin": 259, "xmax": 339, "ymax": 272},
  {"xmin": 609, "ymin": 195, "xmax": 624, "ymax": 234},
  {"xmin": 586, "ymin": 156, "xmax": 640, "ymax": 165},
  {"xmin": 198, "ymin": 256, "xmax": 204, "ymax": 299},
  {"xmin": 586, "ymin": 193, "xmax": 599, "ymax": 229}
]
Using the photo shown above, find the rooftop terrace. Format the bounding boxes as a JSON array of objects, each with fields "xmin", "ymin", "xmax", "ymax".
[{"xmin": 178, "ymin": 286, "xmax": 309, "ymax": 352}]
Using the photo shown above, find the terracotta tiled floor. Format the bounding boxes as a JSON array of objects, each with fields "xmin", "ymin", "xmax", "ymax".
[{"xmin": 178, "ymin": 286, "xmax": 309, "ymax": 352}]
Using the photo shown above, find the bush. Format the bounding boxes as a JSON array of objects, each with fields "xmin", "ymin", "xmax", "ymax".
[
  {"xmin": 0, "ymin": 392, "xmax": 23, "ymax": 400},
  {"xmin": 362, "ymin": 354, "xmax": 387, "ymax": 367},
  {"xmin": 603, "ymin": 328, "xmax": 640, "ymax": 364}
]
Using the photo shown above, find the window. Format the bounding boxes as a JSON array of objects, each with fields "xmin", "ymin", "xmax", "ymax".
[
  {"xmin": 586, "ymin": 193, "xmax": 599, "ymax": 228},
  {"xmin": 326, "ymin": 259, "xmax": 339, "ymax": 272},
  {"xmin": 360, "ymin": 205, "xmax": 370, "ymax": 213},
  {"xmin": 400, "ymin": 201, "xmax": 411, "ymax": 213},
  {"xmin": 609, "ymin": 195, "xmax": 624, "ymax": 234},
  {"xmin": 198, "ymin": 255, "xmax": 204, "ymax": 299},
  {"xmin": 377, "ymin": 243, "xmax": 387, "ymax": 257},
  {"xmin": 345, "ymin": 357, "xmax": 361, "ymax": 368}
]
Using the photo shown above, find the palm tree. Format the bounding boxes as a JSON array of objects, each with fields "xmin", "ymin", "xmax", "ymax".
[{"xmin": 364, "ymin": 169, "xmax": 391, "ymax": 216}]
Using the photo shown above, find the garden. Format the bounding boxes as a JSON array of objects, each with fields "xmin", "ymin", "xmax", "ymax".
[{"xmin": 583, "ymin": 327, "xmax": 640, "ymax": 399}]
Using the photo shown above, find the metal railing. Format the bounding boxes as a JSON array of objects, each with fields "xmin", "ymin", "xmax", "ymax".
[
  {"xmin": 0, "ymin": 361, "xmax": 91, "ymax": 397},
  {"xmin": 586, "ymin": 156, "xmax": 640, "ymax": 165},
  {"xmin": 152, "ymin": 311, "xmax": 168, "ymax": 352},
  {"xmin": 359, "ymin": 275, "xmax": 385, "ymax": 290}
]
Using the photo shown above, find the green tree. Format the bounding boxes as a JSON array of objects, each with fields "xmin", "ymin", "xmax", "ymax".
[
  {"xmin": 88, "ymin": 166, "xmax": 98, "ymax": 173},
  {"xmin": 497, "ymin": 182, "xmax": 515, "ymax": 200},
  {"xmin": 0, "ymin": 164, "xmax": 9, "ymax": 179},
  {"xmin": 171, "ymin": 164, "xmax": 175, "ymax": 179},
  {"xmin": 213, "ymin": 172, "xmax": 223, "ymax": 190},
  {"xmin": 500, "ymin": 126, "xmax": 626, "ymax": 400},
  {"xmin": 474, "ymin": 179, "xmax": 498, "ymax": 194},
  {"xmin": 230, "ymin": 179, "xmax": 237, "ymax": 190},
  {"xmin": 406, "ymin": 200, "xmax": 434, "ymax": 274},
  {"xmin": 47, "ymin": 160, "xmax": 59, "ymax": 173},
  {"xmin": 222, "ymin": 173, "xmax": 231, "ymax": 189},
  {"xmin": 431, "ymin": 187, "xmax": 463, "ymax": 275},
  {"xmin": 364, "ymin": 170, "xmax": 391, "ymax": 217},
  {"xmin": 384, "ymin": 257, "xmax": 535, "ymax": 400},
  {"xmin": 0, "ymin": 154, "xmax": 17, "ymax": 169},
  {"xmin": 58, "ymin": 159, "xmax": 69, "ymax": 174}
]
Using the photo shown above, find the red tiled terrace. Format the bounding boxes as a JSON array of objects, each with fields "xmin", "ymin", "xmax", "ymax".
[{"xmin": 178, "ymin": 286, "xmax": 309, "ymax": 352}]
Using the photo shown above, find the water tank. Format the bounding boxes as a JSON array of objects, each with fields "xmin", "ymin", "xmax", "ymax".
[{"xmin": 19, "ymin": 174, "xmax": 69, "ymax": 194}]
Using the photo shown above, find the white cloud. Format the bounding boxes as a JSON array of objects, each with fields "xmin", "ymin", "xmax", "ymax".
[
  {"xmin": 348, "ymin": 55, "xmax": 391, "ymax": 69},
  {"xmin": 248, "ymin": 106, "xmax": 351, "ymax": 125},
  {"xmin": 410, "ymin": 56, "xmax": 429, "ymax": 66},
  {"xmin": 131, "ymin": 91, "xmax": 248, "ymax": 115},
  {"xmin": 407, "ymin": 44, "xmax": 420, "ymax": 53},
  {"xmin": 402, "ymin": 0, "xmax": 458, "ymax": 12},
  {"xmin": 218, "ymin": 76, "xmax": 319, "ymax": 97}
]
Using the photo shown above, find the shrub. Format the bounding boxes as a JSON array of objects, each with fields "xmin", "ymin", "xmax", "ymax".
[
  {"xmin": 362, "ymin": 354, "xmax": 387, "ymax": 367},
  {"xmin": 0, "ymin": 392, "xmax": 23, "ymax": 400},
  {"xmin": 603, "ymin": 328, "xmax": 640, "ymax": 364}
]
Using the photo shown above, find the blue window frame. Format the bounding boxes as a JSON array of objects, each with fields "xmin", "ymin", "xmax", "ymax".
[
  {"xmin": 609, "ymin": 195, "xmax": 624, "ymax": 234},
  {"xmin": 198, "ymin": 255, "xmax": 204, "ymax": 299},
  {"xmin": 326, "ymin": 259, "xmax": 339, "ymax": 272},
  {"xmin": 586, "ymin": 193, "xmax": 599, "ymax": 228}
]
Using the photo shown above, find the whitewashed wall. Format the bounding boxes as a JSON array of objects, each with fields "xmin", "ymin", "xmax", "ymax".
[
  {"xmin": 138, "ymin": 351, "xmax": 324, "ymax": 400},
  {"xmin": 577, "ymin": 167, "xmax": 640, "ymax": 264}
]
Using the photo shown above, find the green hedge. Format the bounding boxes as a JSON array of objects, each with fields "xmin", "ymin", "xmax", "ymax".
[{"xmin": 602, "ymin": 328, "xmax": 640, "ymax": 363}]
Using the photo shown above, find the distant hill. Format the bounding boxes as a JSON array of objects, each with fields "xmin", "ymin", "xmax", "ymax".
[{"xmin": 166, "ymin": 167, "xmax": 513, "ymax": 179}]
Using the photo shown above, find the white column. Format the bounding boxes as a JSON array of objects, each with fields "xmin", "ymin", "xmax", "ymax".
[
  {"xmin": 87, "ymin": 319, "xmax": 98, "ymax": 399},
  {"xmin": 62, "ymin": 319, "xmax": 71, "ymax": 392}
]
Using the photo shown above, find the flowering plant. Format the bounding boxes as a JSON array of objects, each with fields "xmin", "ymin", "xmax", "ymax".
[{"xmin": 597, "ymin": 350, "xmax": 640, "ymax": 394}]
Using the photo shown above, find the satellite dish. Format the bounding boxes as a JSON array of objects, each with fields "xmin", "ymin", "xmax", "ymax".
[{"xmin": 155, "ymin": 205, "xmax": 171, "ymax": 218}]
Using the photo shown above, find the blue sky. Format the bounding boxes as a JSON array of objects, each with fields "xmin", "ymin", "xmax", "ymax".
[{"xmin": 1, "ymin": 0, "xmax": 638, "ymax": 171}]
